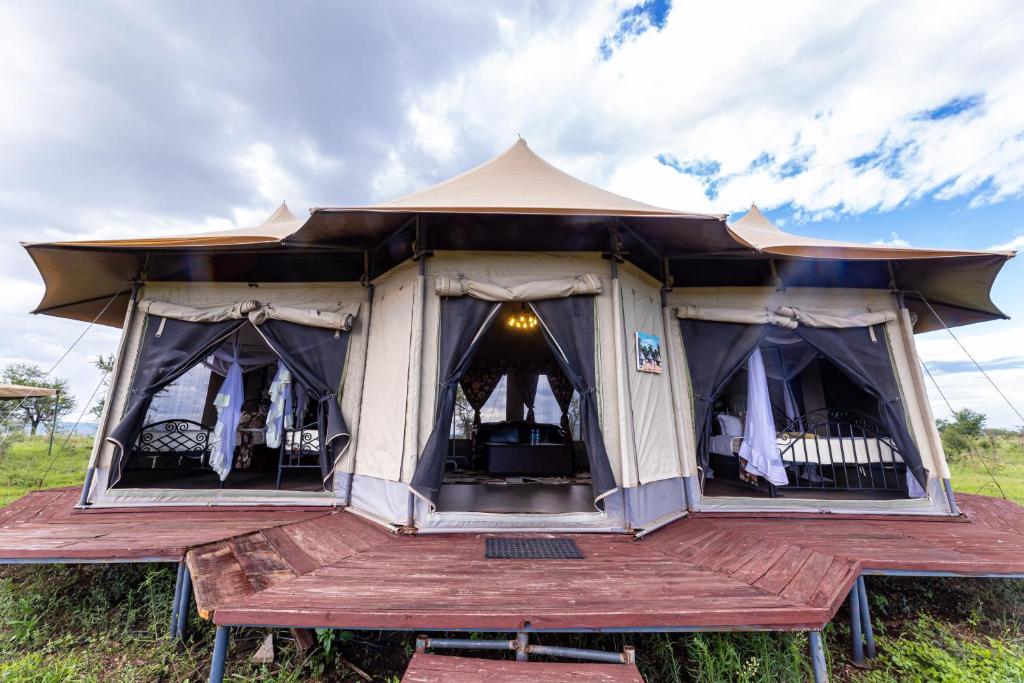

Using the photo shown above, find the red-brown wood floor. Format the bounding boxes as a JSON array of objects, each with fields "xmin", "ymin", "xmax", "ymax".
[{"xmin": 2, "ymin": 487, "xmax": 1024, "ymax": 633}]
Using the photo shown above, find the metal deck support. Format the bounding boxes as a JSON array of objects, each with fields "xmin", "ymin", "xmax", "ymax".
[
  {"xmin": 169, "ymin": 561, "xmax": 185, "ymax": 640},
  {"xmin": 209, "ymin": 625, "xmax": 231, "ymax": 683},
  {"xmin": 516, "ymin": 631, "xmax": 529, "ymax": 661},
  {"xmin": 175, "ymin": 564, "xmax": 192, "ymax": 640},
  {"xmin": 808, "ymin": 630, "xmax": 828, "ymax": 683},
  {"xmin": 857, "ymin": 576, "xmax": 877, "ymax": 659},
  {"xmin": 849, "ymin": 580, "xmax": 865, "ymax": 666}
]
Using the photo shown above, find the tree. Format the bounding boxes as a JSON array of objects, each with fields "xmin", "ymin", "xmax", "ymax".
[
  {"xmin": 936, "ymin": 408, "xmax": 987, "ymax": 457},
  {"xmin": 0, "ymin": 363, "xmax": 76, "ymax": 436},
  {"xmin": 89, "ymin": 354, "xmax": 116, "ymax": 419},
  {"xmin": 452, "ymin": 385, "xmax": 475, "ymax": 439}
]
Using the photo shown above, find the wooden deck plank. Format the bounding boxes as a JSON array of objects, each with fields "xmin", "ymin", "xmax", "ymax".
[{"xmin": 402, "ymin": 653, "xmax": 645, "ymax": 682}]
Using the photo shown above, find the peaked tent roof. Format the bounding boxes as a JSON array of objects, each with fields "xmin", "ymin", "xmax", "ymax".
[
  {"xmin": 19, "ymin": 140, "xmax": 1014, "ymax": 331},
  {"xmin": 316, "ymin": 138, "xmax": 720, "ymax": 217}
]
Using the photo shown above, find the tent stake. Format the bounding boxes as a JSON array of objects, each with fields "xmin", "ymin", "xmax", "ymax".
[
  {"xmin": 808, "ymin": 630, "xmax": 828, "ymax": 683},
  {"xmin": 858, "ymin": 576, "xmax": 876, "ymax": 658},
  {"xmin": 849, "ymin": 580, "xmax": 865, "ymax": 666},
  {"xmin": 209, "ymin": 625, "xmax": 231, "ymax": 683},
  {"xmin": 169, "ymin": 561, "xmax": 185, "ymax": 639}
]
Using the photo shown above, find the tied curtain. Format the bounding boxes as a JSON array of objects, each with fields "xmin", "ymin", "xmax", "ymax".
[
  {"xmin": 512, "ymin": 360, "xmax": 540, "ymax": 423},
  {"xmin": 545, "ymin": 364, "xmax": 575, "ymax": 434},
  {"xmin": 678, "ymin": 319, "xmax": 771, "ymax": 478},
  {"xmin": 531, "ymin": 297, "xmax": 617, "ymax": 502},
  {"xmin": 411, "ymin": 298, "xmax": 501, "ymax": 502},
  {"xmin": 106, "ymin": 317, "xmax": 247, "ymax": 486},
  {"xmin": 793, "ymin": 326, "xmax": 927, "ymax": 490},
  {"xmin": 257, "ymin": 319, "xmax": 351, "ymax": 487},
  {"xmin": 459, "ymin": 358, "xmax": 505, "ymax": 427},
  {"xmin": 738, "ymin": 349, "xmax": 788, "ymax": 486}
]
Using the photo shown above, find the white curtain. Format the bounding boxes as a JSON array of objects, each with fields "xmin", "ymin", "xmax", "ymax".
[
  {"xmin": 265, "ymin": 364, "xmax": 293, "ymax": 449},
  {"xmin": 739, "ymin": 349, "xmax": 789, "ymax": 486},
  {"xmin": 208, "ymin": 351, "xmax": 244, "ymax": 482}
]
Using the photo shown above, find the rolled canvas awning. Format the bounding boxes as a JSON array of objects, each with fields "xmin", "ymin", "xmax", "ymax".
[
  {"xmin": 0, "ymin": 384, "xmax": 57, "ymax": 399},
  {"xmin": 22, "ymin": 141, "xmax": 1013, "ymax": 332},
  {"xmin": 434, "ymin": 273, "xmax": 602, "ymax": 301},
  {"xmin": 138, "ymin": 298, "xmax": 360, "ymax": 331}
]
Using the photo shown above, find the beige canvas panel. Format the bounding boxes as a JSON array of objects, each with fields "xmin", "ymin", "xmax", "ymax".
[
  {"xmin": 618, "ymin": 265, "xmax": 682, "ymax": 486},
  {"xmin": 94, "ymin": 292, "xmax": 148, "ymax": 470},
  {"xmin": 353, "ymin": 269, "xmax": 417, "ymax": 481},
  {"xmin": 424, "ymin": 252, "xmax": 623, "ymax": 480},
  {"xmin": 663, "ymin": 305, "xmax": 698, "ymax": 478},
  {"xmin": 668, "ymin": 287, "xmax": 900, "ymax": 315}
]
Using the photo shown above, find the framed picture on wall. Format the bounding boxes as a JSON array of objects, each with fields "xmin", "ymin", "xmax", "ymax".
[{"xmin": 635, "ymin": 332, "xmax": 662, "ymax": 374}]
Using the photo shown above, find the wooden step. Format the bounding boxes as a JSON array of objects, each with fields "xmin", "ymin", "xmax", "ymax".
[{"xmin": 402, "ymin": 653, "xmax": 645, "ymax": 682}]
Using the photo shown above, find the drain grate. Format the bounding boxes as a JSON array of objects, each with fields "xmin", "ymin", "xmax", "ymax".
[{"xmin": 485, "ymin": 537, "xmax": 584, "ymax": 560}]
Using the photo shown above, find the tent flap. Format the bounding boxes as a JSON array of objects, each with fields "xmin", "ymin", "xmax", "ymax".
[
  {"xmin": 435, "ymin": 274, "xmax": 602, "ymax": 301},
  {"xmin": 139, "ymin": 299, "xmax": 359, "ymax": 331}
]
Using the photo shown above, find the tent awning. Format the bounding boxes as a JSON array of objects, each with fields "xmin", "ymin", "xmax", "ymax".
[
  {"xmin": 0, "ymin": 384, "xmax": 57, "ymax": 399},
  {"xmin": 21, "ymin": 141, "xmax": 1013, "ymax": 332}
]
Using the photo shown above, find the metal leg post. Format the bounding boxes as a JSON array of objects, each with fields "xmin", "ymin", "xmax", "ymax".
[
  {"xmin": 176, "ymin": 564, "xmax": 192, "ymax": 639},
  {"xmin": 169, "ymin": 561, "xmax": 185, "ymax": 640},
  {"xmin": 809, "ymin": 630, "xmax": 828, "ymax": 683},
  {"xmin": 515, "ymin": 632, "xmax": 529, "ymax": 662},
  {"xmin": 858, "ymin": 576, "xmax": 876, "ymax": 659},
  {"xmin": 209, "ymin": 625, "xmax": 231, "ymax": 683},
  {"xmin": 849, "ymin": 580, "xmax": 865, "ymax": 666}
]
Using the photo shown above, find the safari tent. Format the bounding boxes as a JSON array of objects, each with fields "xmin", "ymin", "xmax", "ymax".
[{"xmin": 25, "ymin": 139, "xmax": 1014, "ymax": 532}]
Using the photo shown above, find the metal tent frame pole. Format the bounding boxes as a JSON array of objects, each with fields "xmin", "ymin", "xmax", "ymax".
[
  {"xmin": 849, "ymin": 580, "xmax": 865, "ymax": 666},
  {"xmin": 209, "ymin": 625, "xmax": 231, "ymax": 683},
  {"xmin": 169, "ymin": 561, "xmax": 185, "ymax": 639},
  {"xmin": 808, "ymin": 630, "xmax": 828, "ymax": 683},
  {"xmin": 175, "ymin": 564, "xmax": 193, "ymax": 639},
  {"xmin": 857, "ymin": 576, "xmax": 877, "ymax": 659}
]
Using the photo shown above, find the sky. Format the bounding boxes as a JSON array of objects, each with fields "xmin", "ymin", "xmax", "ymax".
[{"xmin": 0, "ymin": 0, "xmax": 1022, "ymax": 428}]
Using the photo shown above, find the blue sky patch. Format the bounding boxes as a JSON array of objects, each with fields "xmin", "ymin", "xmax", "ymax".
[
  {"xmin": 599, "ymin": 0, "xmax": 672, "ymax": 59},
  {"xmin": 913, "ymin": 94, "xmax": 984, "ymax": 121}
]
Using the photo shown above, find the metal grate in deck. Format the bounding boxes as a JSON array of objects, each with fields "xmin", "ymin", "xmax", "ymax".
[{"xmin": 484, "ymin": 537, "xmax": 584, "ymax": 560}]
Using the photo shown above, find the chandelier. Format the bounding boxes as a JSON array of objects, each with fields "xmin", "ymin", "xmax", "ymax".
[{"xmin": 507, "ymin": 303, "xmax": 539, "ymax": 330}]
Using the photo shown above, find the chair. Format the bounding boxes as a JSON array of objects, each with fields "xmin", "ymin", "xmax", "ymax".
[{"xmin": 276, "ymin": 423, "xmax": 321, "ymax": 489}]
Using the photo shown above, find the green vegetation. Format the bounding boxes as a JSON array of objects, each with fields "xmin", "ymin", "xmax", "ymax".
[{"xmin": 1, "ymin": 418, "xmax": 1023, "ymax": 681}]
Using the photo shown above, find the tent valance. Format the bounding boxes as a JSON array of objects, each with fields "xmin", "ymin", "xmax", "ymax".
[
  {"xmin": 138, "ymin": 299, "xmax": 359, "ymax": 331},
  {"xmin": 677, "ymin": 304, "xmax": 897, "ymax": 329},
  {"xmin": 434, "ymin": 274, "xmax": 601, "ymax": 301}
]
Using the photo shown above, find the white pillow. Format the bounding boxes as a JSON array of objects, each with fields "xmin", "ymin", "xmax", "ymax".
[{"xmin": 717, "ymin": 413, "xmax": 743, "ymax": 437}]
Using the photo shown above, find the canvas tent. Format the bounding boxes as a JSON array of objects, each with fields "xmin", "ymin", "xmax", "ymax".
[{"xmin": 23, "ymin": 139, "xmax": 1014, "ymax": 531}]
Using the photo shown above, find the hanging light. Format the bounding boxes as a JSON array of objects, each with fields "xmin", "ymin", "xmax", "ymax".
[{"xmin": 507, "ymin": 303, "xmax": 538, "ymax": 330}]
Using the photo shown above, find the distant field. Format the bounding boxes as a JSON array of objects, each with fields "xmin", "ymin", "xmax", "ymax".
[
  {"xmin": 948, "ymin": 434, "xmax": 1024, "ymax": 504},
  {"xmin": 0, "ymin": 434, "xmax": 90, "ymax": 506}
]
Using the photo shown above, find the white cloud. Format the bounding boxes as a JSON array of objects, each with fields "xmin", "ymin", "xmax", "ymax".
[
  {"xmin": 394, "ymin": 0, "xmax": 1024, "ymax": 218},
  {"xmin": 871, "ymin": 232, "xmax": 911, "ymax": 247},
  {"xmin": 989, "ymin": 235, "xmax": 1024, "ymax": 252}
]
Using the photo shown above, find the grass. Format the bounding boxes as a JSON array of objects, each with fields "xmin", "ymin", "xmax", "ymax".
[{"xmin": 0, "ymin": 433, "xmax": 1023, "ymax": 680}]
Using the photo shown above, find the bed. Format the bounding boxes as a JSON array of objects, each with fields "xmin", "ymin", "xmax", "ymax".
[{"xmin": 708, "ymin": 408, "xmax": 908, "ymax": 493}]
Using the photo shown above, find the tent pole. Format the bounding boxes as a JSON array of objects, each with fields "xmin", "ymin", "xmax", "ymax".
[
  {"xmin": 79, "ymin": 278, "xmax": 142, "ymax": 507},
  {"xmin": 608, "ymin": 222, "xmax": 633, "ymax": 531},
  {"xmin": 406, "ymin": 215, "xmax": 430, "ymax": 528},
  {"xmin": 858, "ymin": 576, "xmax": 876, "ymax": 658},
  {"xmin": 209, "ymin": 625, "xmax": 231, "ymax": 683},
  {"xmin": 808, "ymin": 630, "xmax": 828, "ymax": 683},
  {"xmin": 47, "ymin": 389, "xmax": 59, "ymax": 462},
  {"xmin": 345, "ymin": 252, "xmax": 375, "ymax": 508}
]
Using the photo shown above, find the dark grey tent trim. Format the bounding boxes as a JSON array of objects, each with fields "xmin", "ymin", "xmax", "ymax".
[
  {"xmin": 410, "ymin": 298, "xmax": 502, "ymax": 503},
  {"xmin": 531, "ymin": 297, "xmax": 617, "ymax": 502}
]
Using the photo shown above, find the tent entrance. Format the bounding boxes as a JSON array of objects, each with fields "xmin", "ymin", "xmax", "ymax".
[
  {"xmin": 439, "ymin": 302, "xmax": 592, "ymax": 514},
  {"xmin": 678, "ymin": 320, "xmax": 923, "ymax": 502},
  {"xmin": 109, "ymin": 310, "xmax": 352, "ymax": 496}
]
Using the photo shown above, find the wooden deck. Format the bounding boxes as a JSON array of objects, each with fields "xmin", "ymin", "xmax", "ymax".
[
  {"xmin": 0, "ymin": 487, "xmax": 331, "ymax": 562},
  {"xmin": 402, "ymin": 653, "xmax": 644, "ymax": 682},
  {"xmin": 2, "ymin": 487, "xmax": 1024, "ymax": 634}
]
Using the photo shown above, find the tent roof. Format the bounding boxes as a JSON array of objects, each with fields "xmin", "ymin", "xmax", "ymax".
[
  {"xmin": 729, "ymin": 205, "xmax": 1014, "ymax": 261},
  {"xmin": 312, "ymin": 138, "xmax": 722, "ymax": 218},
  {"xmin": 19, "ymin": 141, "xmax": 1014, "ymax": 331},
  {"xmin": 0, "ymin": 384, "xmax": 57, "ymax": 399}
]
